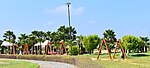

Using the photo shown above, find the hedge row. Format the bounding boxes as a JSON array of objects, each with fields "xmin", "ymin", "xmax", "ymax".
[{"xmin": 0, "ymin": 54, "xmax": 103, "ymax": 68}]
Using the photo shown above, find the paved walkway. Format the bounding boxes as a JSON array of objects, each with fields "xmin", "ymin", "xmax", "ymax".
[{"xmin": 0, "ymin": 58, "xmax": 76, "ymax": 68}]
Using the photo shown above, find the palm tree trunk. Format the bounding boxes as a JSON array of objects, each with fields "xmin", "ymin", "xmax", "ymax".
[
  {"xmin": 39, "ymin": 43, "xmax": 42, "ymax": 54},
  {"xmin": 60, "ymin": 44, "xmax": 62, "ymax": 55},
  {"xmin": 2, "ymin": 46, "xmax": 4, "ymax": 54},
  {"xmin": 50, "ymin": 44, "xmax": 52, "ymax": 53},
  {"xmin": 27, "ymin": 44, "xmax": 29, "ymax": 54},
  {"xmin": 8, "ymin": 46, "xmax": 11, "ymax": 54},
  {"xmin": 46, "ymin": 45, "xmax": 48, "ymax": 54},
  {"xmin": 10, "ymin": 46, "xmax": 12, "ymax": 54},
  {"xmin": 45, "ymin": 45, "xmax": 47, "ymax": 54},
  {"xmin": 35, "ymin": 46, "xmax": 38, "ymax": 54},
  {"xmin": 12, "ymin": 43, "xmax": 16, "ymax": 54},
  {"xmin": 31, "ymin": 44, "xmax": 34, "ymax": 54},
  {"xmin": 23, "ymin": 44, "xmax": 26, "ymax": 54},
  {"xmin": 145, "ymin": 46, "xmax": 147, "ymax": 52}
]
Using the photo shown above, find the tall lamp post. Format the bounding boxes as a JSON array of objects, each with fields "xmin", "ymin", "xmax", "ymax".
[{"xmin": 66, "ymin": 2, "xmax": 72, "ymax": 55}]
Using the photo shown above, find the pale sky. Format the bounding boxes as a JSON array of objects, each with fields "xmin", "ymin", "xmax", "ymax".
[{"xmin": 0, "ymin": 0, "xmax": 150, "ymax": 40}]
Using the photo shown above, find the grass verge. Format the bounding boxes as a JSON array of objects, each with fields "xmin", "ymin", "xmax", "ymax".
[
  {"xmin": 0, "ymin": 54, "xmax": 103, "ymax": 68},
  {"xmin": 0, "ymin": 60, "xmax": 39, "ymax": 68},
  {"xmin": 81, "ymin": 52, "xmax": 150, "ymax": 68}
]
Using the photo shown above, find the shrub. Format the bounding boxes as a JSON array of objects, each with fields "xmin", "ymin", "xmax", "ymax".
[{"xmin": 69, "ymin": 46, "xmax": 79, "ymax": 55}]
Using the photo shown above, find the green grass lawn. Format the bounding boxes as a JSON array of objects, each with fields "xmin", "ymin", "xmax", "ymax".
[
  {"xmin": 0, "ymin": 60, "xmax": 39, "ymax": 68},
  {"xmin": 80, "ymin": 52, "xmax": 150, "ymax": 68}
]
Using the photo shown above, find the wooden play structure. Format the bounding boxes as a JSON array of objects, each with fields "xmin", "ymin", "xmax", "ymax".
[
  {"xmin": 10, "ymin": 43, "xmax": 16, "ymax": 54},
  {"xmin": 23, "ymin": 43, "xmax": 29, "ymax": 54},
  {"xmin": 97, "ymin": 38, "xmax": 127, "ymax": 60},
  {"xmin": 113, "ymin": 39, "xmax": 127, "ymax": 59},
  {"xmin": 45, "ymin": 41, "xmax": 68, "ymax": 55}
]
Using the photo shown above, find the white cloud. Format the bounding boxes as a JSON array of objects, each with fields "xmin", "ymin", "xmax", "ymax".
[{"xmin": 45, "ymin": 5, "xmax": 85, "ymax": 15}]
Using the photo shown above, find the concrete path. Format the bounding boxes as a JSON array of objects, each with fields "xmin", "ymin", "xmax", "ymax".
[{"xmin": 0, "ymin": 58, "xmax": 76, "ymax": 68}]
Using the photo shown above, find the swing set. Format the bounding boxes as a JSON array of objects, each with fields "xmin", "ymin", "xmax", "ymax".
[
  {"xmin": 97, "ymin": 38, "xmax": 127, "ymax": 60},
  {"xmin": 22, "ymin": 41, "xmax": 68, "ymax": 55}
]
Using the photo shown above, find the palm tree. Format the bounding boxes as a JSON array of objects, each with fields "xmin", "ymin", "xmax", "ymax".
[
  {"xmin": 28, "ymin": 34, "xmax": 37, "ymax": 54},
  {"xmin": 67, "ymin": 26, "xmax": 77, "ymax": 40},
  {"xmin": 57, "ymin": 26, "xmax": 67, "ymax": 41},
  {"xmin": 57, "ymin": 25, "xmax": 77, "ymax": 41},
  {"xmin": 45, "ymin": 31, "xmax": 51, "ymax": 40},
  {"xmin": 103, "ymin": 29, "xmax": 116, "ymax": 42},
  {"xmin": 140, "ymin": 36, "xmax": 149, "ymax": 52},
  {"xmin": 36, "ymin": 31, "xmax": 45, "ymax": 54},
  {"xmin": 45, "ymin": 31, "xmax": 51, "ymax": 54},
  {"xmin": 57, "ymin": 26, "xmax": 77, "ymax": 55},
  {"xmin": 31, "ymin": 30, "xmax": 38, "ymax": 54},
  {"xmin": 0, "ymin": 40, "xmax": 2, "ymax": 45},
  {"xmin": 103, "ymin": 29, "xmax": 117, "ymax": 52},
  {"xmin": 3, "ymin": 30, "xmax": 13, "ymax": 42},
  {"xmin": 3, "ymin": 30, "xmax": 15, "ymax": 54},
  {"xmin": 50, "ymin": 32, "xmax": 62, "ymax": 54},
  {"xmin": 18, "ymin": 34, "xmax": 29, "ymax": 54},
  {"xmin": 11, "ymin": 34, "xmax": 16, "ymax": 54},
  {"xmin": 0, "ymin": 40, "xmax": 3, "ymax": 54}
]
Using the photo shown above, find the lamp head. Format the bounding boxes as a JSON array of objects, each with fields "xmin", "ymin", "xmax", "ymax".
[{"xmin": 66, "ymin": 2, "xmax": 71, "ymax": 5}]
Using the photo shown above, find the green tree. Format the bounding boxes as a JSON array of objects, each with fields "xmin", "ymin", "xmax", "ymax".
[
  {"xmin": 57, "ymin": 25, "xmax": 77, "ymax": 41},
  {"xmin": 122, "ymin": 35, "xmax": 142, "ymax": 55},
  {"xmin": 50, "ymin": 32, "xmax": 60, "ymax": 50},
  {"xmin": 0, "ymin": 40, "xmax": 2, "ymax": 52},
  {"xmin": 28, "ymin": 34, "xmax": 37, "ymax": 54},
  {"xmin": 0, "ymin": 40, "xmax": 2, "ymax": 45},
  {"xmin": 140, "ymin": 36, "xmax": 149, "ymax": 52},
  {"xmin": 45, "ymin": 31, "xmax": 51, "ymax": 40},
  {"xmin": 57, "ymin": 26, "xmax": 77, "ymax": 55},
  {"xmin": 31, "ymin": 30, "xmax": 39, "ymax": 54},
  {"xmin": 36, "ymin": 31, "xmax": 45, "ymax": 54},
  {"xmin": 3, "ymin": 30, "xmax": 14, "ymax": 42},
  {"xmin": 3, "ymin": 30, "xmax": 16, "ymax": 54},
  {"xmin": 18, "ymin": 33, "xmax": 29, "ymax": 54},
  {"xmin": 11, "ymin": 34, "xmax": 16, "ymax": 54},
  {"xmin": 103, "ymin": 29, "xmax": 117, "ymax": 52},
  {"xmin": 82, "ymin": 34, "xmax": 100, "ymax": 54},
  {"xmin": 69, "ymin": 46, "xmax": 79, "ymax": 55},
  {"xmin": 137, "ymin": 38, "xmax": 145, "ymax": 52}
]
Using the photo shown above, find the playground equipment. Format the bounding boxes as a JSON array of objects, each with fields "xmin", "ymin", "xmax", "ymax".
[
  {"xmin": 23, "ymin": 43, "xmax": 29, "ymax": 54},
  {"xmin": 97, "ymin": 38, "xmax": 127, "ymax": 60},
  {"xmin": 10, "ymin": 43, "xmax": 16, "ymax": 54},
  {"xmin": 113, "ymin": 39, "xmax": 127, "ymax": 59},
  {"xmin": 45, "ymin": 41, "xmax": 68, "ymax": 55}
]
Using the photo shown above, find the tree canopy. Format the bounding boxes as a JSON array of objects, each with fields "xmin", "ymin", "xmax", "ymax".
[
  {"xmin": 122, "ymin": 35, "xmax": 144, "ymax": 51},
  {"xmin": 82, "ymin": 34, "xmax": 100, "ymax": 54},
  {"xmin": 103, "ymin": 29, "xmax": 117, "ymax": 50}
]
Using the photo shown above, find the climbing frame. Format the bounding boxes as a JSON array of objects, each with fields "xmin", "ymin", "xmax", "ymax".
[
  {"xmin": 97, "ymin": 38, "xmax": 127, "ymax": 60},
  {"xmin": 46, "ymin": 41, "xmax": 68, "ymax": 55},
  {"xmin": 113, "ymin": 39, "xmax": 127, "ymax": 59},
  {"xmin": 97, "ymin": 38, "xmax": 112, "ymax": 60}
]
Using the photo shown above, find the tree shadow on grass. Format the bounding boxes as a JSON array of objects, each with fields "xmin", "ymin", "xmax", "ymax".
[{"xmin": 131, "ymin": 54, "xmax": 150, "ymax": 57}]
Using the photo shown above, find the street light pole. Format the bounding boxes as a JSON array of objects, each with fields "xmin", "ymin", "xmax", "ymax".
[
  {"xmin": 66, "ymin": 2, "xmax": 72, "ymax": 55},
  {"xmin": 66, "ymin": 2, "xmax": 71, "ymax": 38},
  {"xmin": 66, "ymin": 3, "xmax": 71, "ymax": 30}
]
